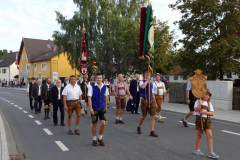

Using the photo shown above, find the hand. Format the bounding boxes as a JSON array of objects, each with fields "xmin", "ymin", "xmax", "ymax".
[
  {"xmin": 155, "ymin": 103, "xmax": 158, "ymax": 109},
  {"xmin": 27, "ymin": 93, "xmax": 29, "ymax": 97},
  {"xmin": 163, "ymin": 98, "xmax": 166, "ymax": 103},
  {"xmin": 31, "ymin": 96, "xmax": 33, "ymax": 99},
  {"xmin": 41, "ymin": 100, "xmax": 44, "ymax": 103},
  {"xmin": 90, "ymin": 108, "xmax": 94, "ymax": 115},
  {"xmin": 49, "ymin": 103, "xmax": 52, "ymax": 106},
  {"xmin": 105, "ymin": 106, "xmax": 108, "ymax": 111},
  {"xmin": 186, "ymin": 99, "xmax": 190, "ymax": 104},
  {"xmin": 64, "ymin": 105, "xmax": 68, "ymax": 111},
  {"xmin": 200, "ymin": 109, "xmax": 207, "ymax": 115},
  {"xmin": 129, "ymin": 96, "xmax": 132, "ymax": 100},
  {"xmin": 199, "ymin": 99, "xmax": 203, "ymax": 105},
  {"xmin": 115, "ymin": 95, "xmax": 118, "ymax": 98}
]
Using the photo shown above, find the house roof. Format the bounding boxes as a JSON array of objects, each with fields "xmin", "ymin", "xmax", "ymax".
[
  {"xmin": 168, "ymin": 68, "xmax": 185, "ymax": 75},
  {"xmin": 18, "ymin": 38, "xmax": 57, "ymax": 63},
  {"xmin": 33, "ymin": 50, "xmax": 59, "ymax": 62},
  {"xmin": 0, "ymin": 51, "xmax": 18, "ymax": 67}
]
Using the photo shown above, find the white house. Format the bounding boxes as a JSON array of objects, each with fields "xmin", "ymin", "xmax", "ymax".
[{"xmin": 0, "ymin": 51, "xmax": 19, "ymax": 83}]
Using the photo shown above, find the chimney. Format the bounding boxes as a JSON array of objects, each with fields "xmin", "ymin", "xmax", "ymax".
[
  {"xmin": 10, "ymin": 50, "xmax": 13, "ymax": 53},
  {"xmin": 52, "ymin": 46, "xmax": 57, "ymax": 51}
]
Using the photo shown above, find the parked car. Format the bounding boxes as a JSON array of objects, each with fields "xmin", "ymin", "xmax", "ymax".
[
  {"xmin": 223, "ymin": 78, "xmax": 235, "ymax": 83},
  {"xmin": 233, "ymin": 79, "xmax": 240, "ymax": 88}
]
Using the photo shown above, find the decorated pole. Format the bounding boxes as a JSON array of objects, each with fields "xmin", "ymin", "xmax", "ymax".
[
  {"xmin": 79, "ymin": 24, "xmax": 88, "ymax": 100},
  {"xmin": 139, "ymin": 0, "xmax": 154, "ymax": 108}
]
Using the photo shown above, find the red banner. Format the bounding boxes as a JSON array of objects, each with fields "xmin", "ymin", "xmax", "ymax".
[{"xmin": 79, "ymin": 27, "xmax": 88, "ymax": 75}]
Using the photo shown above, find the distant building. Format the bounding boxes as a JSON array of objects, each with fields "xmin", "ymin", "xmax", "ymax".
[
  {"xmin": 165, "ymin": 68, "xmax": 187, "ymax": 83},
  {"xmin": 0, "ymin": 51, "xmax": 19, "ymax": 82},
  {"xmin": 17, "ymin": 38, "xmax": 76, "ymax": 84}
]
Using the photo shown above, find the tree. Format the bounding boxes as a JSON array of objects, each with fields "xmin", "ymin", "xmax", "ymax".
[
  {"xmin": 0, "ymin": 50, "xmax": 2, "ymax": 57},
  {"xmin": 169, "ymin": 0, "xmax": 240, "ymax": 80}
]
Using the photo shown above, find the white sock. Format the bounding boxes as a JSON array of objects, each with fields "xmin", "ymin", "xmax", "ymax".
[
  {"xmin": 116, "ymin": 117, "xmax": 119, "ymax": 120},
  {"xmin": 159, "ymin": 116, "xmax": 161, "ymax": 120},
  {"xmin": 119, "ymin": 117, "xmax": 122, "ymax": 121},
  {"xmin": 76, "ymin": 126, "xmax": 78, "ymax": 130},
  {"xmin": 184, "ymin": 118, "xmax": 187, "ymax": 122},
  {"xmin": 99, "ymin": 135, "xmax": 103, "ymax": 140},
  {"xmin": 93, "ymin": 136, "xmax": 97, "ymax": 140}
]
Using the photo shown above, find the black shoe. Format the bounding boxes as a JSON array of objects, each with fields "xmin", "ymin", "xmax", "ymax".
[
  {"xmin": 115, "ymin": 119, "xmax": 119, "ymax": 124},
  {"xmin": 61, "ymin": 123, "xmax": 65, "ymax": 126},
  {"xmin": 85, "ymin": 109, "xmax": 87, "ymax": 115},
  {"xmin": 54, "ymin": 123, "xmax": 57, "ymax": 126},
  {"xmin": 35, "ymin": 112, "xmax": 38, "ymax": 114},
  {"xmin": 38, "ymin": 110, "xmax": 41, "ymax": 113},
  {"xmin": 135, "ymin": 112, "xmax": 140, "ymax": 114},
  {"xmin": 150, "ymin": 131, "xmax": 158, "ymax": 137},
  {"xmin": 131, "ymin": 110, "xmax": 134, "ymax": 114},
  {"xmin": 119, "ymin": 120, "xmax": 125, "ymax": 124},
  {"xmin": 137, "ymin": 127, "xmax": 142, "ymax": 134},
  {"xmin": 47, "ymin": 115, "xmax": 50, "ymax": 119},
  {"xmin": 182, "ymin": 119, "xmax": 188, "ymax": 127},
  {"xmin": 31, "ymin": 107, "xmax": 33, "ymax": 111},
  {"xmin": 44, "ymin": 116, "xmax": 47, "ymax": 120}
]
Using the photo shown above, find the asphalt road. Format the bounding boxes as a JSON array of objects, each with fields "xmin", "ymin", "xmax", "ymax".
[{"xmin": 0, "ymin": 88, "xmax": 239, "ymax": 160}]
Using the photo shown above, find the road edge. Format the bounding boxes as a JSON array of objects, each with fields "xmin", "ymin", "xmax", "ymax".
[{"xmin": 0, "ymin": 107, "xmax": 18, "ymax": 159}]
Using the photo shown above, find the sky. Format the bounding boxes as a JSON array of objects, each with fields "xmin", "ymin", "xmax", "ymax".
[{"xmin": 0, "ymin": 0, "xmax": 183, "ymax": 52}]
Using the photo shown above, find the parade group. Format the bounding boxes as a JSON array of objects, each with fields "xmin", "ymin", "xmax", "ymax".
[{"xmin": 24, "ymin": 70, "xmax": 218, "ymax": 159}]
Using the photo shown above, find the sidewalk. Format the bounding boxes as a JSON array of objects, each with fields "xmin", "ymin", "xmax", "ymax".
[
  {"xmin": 0, "ymin": 87, "xmax": 27, "ymax": 91},
  {"xmin": 0, "ymin": 113, "xmax": 9, "ymax": 160},
  {"xmin": 110, "ymin": 96, "xmax": 240, "ymax": 124}
]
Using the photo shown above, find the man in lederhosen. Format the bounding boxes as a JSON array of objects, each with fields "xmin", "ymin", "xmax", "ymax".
[
  {"xmin": 80, "ymin": 74, "xmax": 90, "ymax": 116},
  {"xmin": 182, "ymin": 79, "xmax": 197, "ymax": 127},
  {"xmin": 31, "ymin": 79, "xmax": 43, "ymax": 114},
  {"xmin": 27, "ymin": 77, "xmax": 35, "ymax": 110},
  {"xmin": 112, "ymin": 74, "xmax": 131, "ymax": 124},
  {"xmin": 137, "ymin": 71, "xmax": 158, "ymax": 137},
  {"xmin": 42, "ymin": 77, "xmax": 54, "ymax": 120},
  {"xmin": 130, "ymin": 75, "xmax": 141, "ymax": 114},
  {"xmin": 49, "ymin": 79, "xmax": 65, "ymax": 126},
  {"xmin": 153, "ymin": 73, "xmax": 166, "ymax": 123}
]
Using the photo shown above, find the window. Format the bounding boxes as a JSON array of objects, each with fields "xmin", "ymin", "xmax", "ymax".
[
  {"xmin": 227, "ymin": 73, "xmax": 232, "ymax": 78},
  {"xmin": 34, "ymin": 63, "xmax": 37, "ymax": 71},
  {"xmin": 26, "ymin": 64, "xmax": 30, "ymax": 71},
  {"xmin": 2, "ymin": 69, "xmax": 6, "ymax": 73},
  {"xmin": 26, "ymin": 55, "xmax": 28, "ymax": 60},
  {"xmin": 22, "ymin": 55, "xmax": 24, "ymax": 60},
  {"xmin": 174, "ymin": 76, "xmax": 178, "ymax": 80},
  {"xmin": 41, "ymin": 62, "xmax": 47, "ymax": 71},
  {"xmin": 21, "ymin": 66, "xmax": 23, "ymax": 72},
  {"xmin": 166, "ymin": 76, "xmax": 169, "ymax": 81},
  {"xmin": 0, "ymin": 69, "xmax": 1, "ymax": 73},
  {"xmin": 46, "ymin": 44, "xmax": 50, "ymax": 48}
]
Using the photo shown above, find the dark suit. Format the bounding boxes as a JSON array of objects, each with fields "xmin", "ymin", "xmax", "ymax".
[
  {"xmin": 28, "ymin": 82, "xmax": 34, "ymax": 109},
  {"xmin": 31, "ymin": 83, "xmax": 43, "ymax": 113},
  {"xmin": 130, "ymin": 80, "xmax": 141, "ymax": 113},
  {"xmin": 63, "ymin": 81, "xmax": 69, "ymax": 87},
  {"xmin": 41, "ymin": 84, "xmax": 54, "ymax": 103},
  {"xmin": 49, "ymin": 86, "xmax": 64, "ymax": 124}
]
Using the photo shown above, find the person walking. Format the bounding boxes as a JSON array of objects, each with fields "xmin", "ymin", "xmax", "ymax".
[
  {"xmin": 42, "ymin": 78, "xmax": 54, "ymax": 120},
  {"xmin": 49, "ymin": 79, "xmax": 65, "ymax": 126},
  {"xmin": 62, "ymin": 75, "xmax": 83, "ymax": 135},
  {"xmin": 31, "ymin": 79, "xmax": 43, "ymax": 114},
  {"xmin": 130, "ymin": 75, "xmax": 141, "ymax": 114},
  {"xmin": 27, "ymin": 77, "xmax": 35, "ymax": 110}
]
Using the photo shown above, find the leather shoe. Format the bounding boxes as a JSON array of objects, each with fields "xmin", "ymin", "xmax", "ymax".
[
  {"xmin": 61, "ymin": 123, "xmax": 65, "ymax": 126},
  {"xmin": 54, "ymin": 123, "xmax": 57, "ymax": 126}
]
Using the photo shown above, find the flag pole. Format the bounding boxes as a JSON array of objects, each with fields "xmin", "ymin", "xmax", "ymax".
[
  {"xmin": 85, "ymin": 73, "xmax": 87, "ymax": 102},
  {"xmin": 148, "ymin": 61, "xmax": 150, "ymax": 107}
]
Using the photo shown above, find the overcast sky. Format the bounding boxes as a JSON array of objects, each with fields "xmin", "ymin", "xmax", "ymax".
[{"xmin": 0, "ymin": 0, "xmax": 182, "ymax": 52}]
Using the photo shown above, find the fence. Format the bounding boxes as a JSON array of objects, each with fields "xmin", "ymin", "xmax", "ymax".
[
  {"xmin": 233, "ymin": 87, "xmax": 240, "ymax": 110},
  {"xmin": 169, "ymin": 84, "xmax": 187, "ymax": 103}
]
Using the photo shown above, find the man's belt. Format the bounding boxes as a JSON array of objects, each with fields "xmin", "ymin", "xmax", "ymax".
[
  {"xmin": 117, "ymin": 95, "xmax": 126, "ymax": 100},
  {"xmin": 67, "ymin": 100, "xmax": 78, "ymax": 102}
]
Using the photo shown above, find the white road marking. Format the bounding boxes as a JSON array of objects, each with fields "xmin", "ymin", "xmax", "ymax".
[
  {"xmin": 14, "ymin": 105, "xmax": 18, "ymax": 107},
  {"xmin": 11, "ymin": 103, "xmax": 14, "ymax": 104},
  {"xmin": 35, "ymin": 120, "xmax": 42, "ymax": 125},
  {"xmin": 221, "ymin": 130, "xmax": 240, "ymax": 136},
  {"xmin": 161, "ymin": 117, "xmax": 166, "ymax": 119},
  {"xmin": 55, "ymin": 141, "xmax": 69, "ymax": 151},
  {"xmin": 43, "ymin": 128, "xmax": 53, "ymax": 135},
  {"xmin": 112, "ymin": 107, "xmax": 116, "ymax": 108},
  {"xmin": 23, "ymin": 111, "xmax": 28, "ymax": 113},
  {"xmin": 28, "ymin": 115, "xmax": 34, "ymax": 118},
  {"xmin": 179, "ymin": 121, "xmax": 195, "ymax": 125},
  {"xmin": 19, "ymin": 107, "xmax": 22, "ymax": 110}
]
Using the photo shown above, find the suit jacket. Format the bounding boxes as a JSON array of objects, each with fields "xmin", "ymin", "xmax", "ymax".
[
  {"xmin": 31, "ymin": 83, "xmax": 43, "ymax": 100},
  {"xmin": 130, "ymin": 80, "xmax": 141, "ymax": 97},
  {"xmin": 41, "ymin": 84, "xmax": 54, "ymax": 100},
  {"xmin": 49, "ymin": 86, "xmax": 64, "ymax": 105}
]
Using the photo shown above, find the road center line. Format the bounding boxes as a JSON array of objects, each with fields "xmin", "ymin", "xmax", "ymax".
[
  {"xmin": 19, "ymin": 107, "xmax": 22, "ymax": 110},
  {"xmin": 23, "ymin": 111, "xmax": 28, "ymax": 113},
  {"xmin": 35, "ymin": 120, "xmax": 42, "ymax": 125},
  {"xmin": 14, "ymin": 105, "xmax": 18, "ymax": 107},
  {"xmin": 179, "ymin": 121, "xmax": 195, "ymax": 125},
  {"xmin": 11, "ymin": 103, "xmax": 14, "ymax": 105},
  {"xmin": 221, "ymin": 130, "xmax": 240, "ymax": 136},
  {"xmin": 28, "ymin": 115, "xmax": 34, "ymax": 118},
  {"xmin": 55, "ymin": 141, "xmax": 69, "ymax": 151},
  {"xmin": 43, "ymin": 128, "xmax": 53, "ymax": 135}
]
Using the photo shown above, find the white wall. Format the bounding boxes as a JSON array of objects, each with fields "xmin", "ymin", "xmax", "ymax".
[
  {"xmin": 207, "ymin": 81, "xmax": 233, "ymax": 110},
  {"xmin": 166, "ymin": 75, "xmax": 188, "ymax": 83},
  {"xmin": 0, "ymin": 67, "xmax": 10, "ymax": 81},
  {"xmin": 9, "ymin": 62, "xmax": 18, "ymax": 80}
]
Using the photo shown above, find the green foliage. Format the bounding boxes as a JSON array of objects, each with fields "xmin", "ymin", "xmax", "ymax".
[
  {"xmin": 169, "ymin": 0, "xmax": 240, "ymax": 80},
  {"xmin": 2, "ymin": 49, "xmax": 7, "ymax": 55},
  {"xmin": 0, "ymin": 50, "xmax": 2, "ymax": 57}
]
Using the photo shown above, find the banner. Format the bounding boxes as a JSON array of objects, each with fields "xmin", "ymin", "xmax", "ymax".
[{"xmin": 79, "ymin": 24, "xmax": 88, "ymax": 75}]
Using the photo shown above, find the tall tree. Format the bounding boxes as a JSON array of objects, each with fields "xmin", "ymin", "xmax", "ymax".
[
  {"xmin": 0, "ymin": 50, "xmax": 2, "ymax": 57},
  {"xmin": 2, "ymin": 49, "xmax": 7, "ymax": 55},
  {"xmin": 169, "ymin": 0, "xmax": 240, "ymax": 80}
]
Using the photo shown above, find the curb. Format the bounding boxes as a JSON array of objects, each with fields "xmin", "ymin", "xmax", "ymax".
[{"xmin": 0, "ymin": 113, "xmax": 9, "ymax": 160}]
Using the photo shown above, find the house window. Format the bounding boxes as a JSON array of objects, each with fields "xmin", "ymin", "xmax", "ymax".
[
  {"xmin": 26, "ymin": 55, "xmax": 28, "ymax": 60},
  {"xmin": 26, "ymin": 64, "xmax": 30, "ymax": 71},
  {"xmin": 165, "ymin": 76, "xmax": 169, "ymax": 81},
  {"xmin": 34, "ymin": 63, "xmax": 37, "ymax": 71},
  {"xmin": 2, "ymin": 69, "xmax": 6, "ymax": 73},
  {"xmin": 46, "ymin": 44, "xmax": 50, "ymax": 48},
  {"xmin": 41, "ymin": 62, "xmax": 47, "ymax": 71},
  {"xmin": 22, "ymin": 55, "xmax": 24, "ymax": 60},
  {"xmin": 21, "ymin": 66, "xmax": 23, "ymax": 72},
  {"xmin": 227, "ymin": 73, "xmax": 232, "ymax": 78},
  {"xmin": 174, "ymin": 76, "xmax": 178, "ymax": 80},
  {"xmin": 0, "ymin": 69, "xmax": 1, "ymax": 73}
]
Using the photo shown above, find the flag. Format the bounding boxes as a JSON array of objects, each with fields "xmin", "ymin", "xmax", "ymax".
[
  {"xmin": 138, "ymin": 2, "xmax": 154, "ymax": 73},
  {"xmin": 79, "ymin": 24, "xmax": 88, "ymax": 75},
  {"xmin": 16, "ymin": 52, "xmax": 19, "ymax": 70}
]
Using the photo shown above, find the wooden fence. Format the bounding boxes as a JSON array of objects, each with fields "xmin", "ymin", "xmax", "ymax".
[
  {"xmin": 169, "ymin": 84, "xmax": 187, "ymax": 103},
  {"xmin": 233, "ymin": 87, "xmax": 240, "ymax": 110}
]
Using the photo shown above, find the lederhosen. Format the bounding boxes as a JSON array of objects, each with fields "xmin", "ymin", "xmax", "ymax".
[
  {"xmin": 195, "ymin": 104, "xmax": 212, "ymax": 130},
  {"xmin": 115, "ymin": 82, "xmax": 126, "ymax": 109},
  {"xmin": 154, "ymin": 82, "xmax": 164, "ymax": 112}
]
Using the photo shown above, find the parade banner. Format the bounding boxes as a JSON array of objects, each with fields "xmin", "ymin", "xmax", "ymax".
[
  {"xmin": 189, "ymin": 69, "xmax": 207, "ymax": 98},
  {"xmin": 79, "ymin": 24, "xmax": 88, "ymax": 75}
]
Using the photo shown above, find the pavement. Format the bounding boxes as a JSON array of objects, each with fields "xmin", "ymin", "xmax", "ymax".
[{"xmin": 0, "ymin": 87, "xmax": 239, "ymax": 160}]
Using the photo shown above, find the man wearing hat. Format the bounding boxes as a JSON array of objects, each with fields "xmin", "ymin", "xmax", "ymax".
[
  {"xmin": 27, "ymin": 77, "xmax": 35, "ymax": 110},
  {"xmin": 153, "ymin": 73, "xmax": 166, "ymax": 123}
]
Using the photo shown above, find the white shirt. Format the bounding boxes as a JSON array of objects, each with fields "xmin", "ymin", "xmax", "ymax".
[
  {"xmin": 57, "ymin": 87, "xmax": 61, "ymax": 100},
  {"xmin": 194, "ymin": 100, "xmax": 214, "ymax": 118},
  {"xmin": 62, "ymin": 83, "xmax": 82, "ymax": 100},
  {"xmin": 38, "ymin": 85, "xmax": 41, "ymax": 96},
  {"xmin": 139, "ymin": 80, "xmax": 154, "ymax": 93},
  {"xmin": 186, "ymin": 80, "xmax": 191, "ymax": 90},
  {"xmin": 88, "ymin": 83, "xmax": 109, "ymax": 97},
  {"xmin": 153, "ymin": 81, "xmax": 166, "ymax": 95},
  {"xmin": 137, "ymin": 81, "xmax": 139, "ymax": 92}
]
